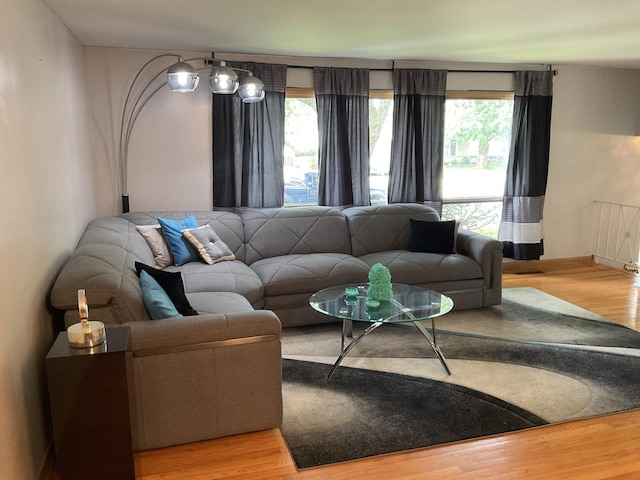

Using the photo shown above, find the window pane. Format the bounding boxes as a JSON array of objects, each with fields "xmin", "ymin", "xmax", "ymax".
[
  {"xmin": 369, "ymin": 98, "xmax": 393, "ymax": 204},
  {"xmin": 443, "ymin": 98, "xmax": 512, "ymax": 199},
  {"xmin": 284, "ymin": 97, "xmax": 318, "ymax": 205},
  {"xmin": 441, "ymin": 201, "xmax": 502, "ymax": 238},
  {"xmin": 284, "ymin": 94, "xmax": 393, "ymax": 206}
]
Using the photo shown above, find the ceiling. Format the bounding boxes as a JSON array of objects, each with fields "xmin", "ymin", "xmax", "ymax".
[{"xmin": 42, "ymin": 0, "xmax": 640, "ymax": 69}]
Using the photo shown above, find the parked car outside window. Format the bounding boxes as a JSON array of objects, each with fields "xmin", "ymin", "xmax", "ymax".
[{"xmin": 284, "ymin": 171, "xmax": 387, "ymax": 205}]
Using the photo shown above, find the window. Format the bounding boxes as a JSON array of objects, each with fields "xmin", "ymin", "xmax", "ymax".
[
  {"xmin": 441, "ymin": 92, "xmax": 514, "ymax": 237},
  {"xmin": 284, "ymin": 89, "xmax": 318, "ymax": 205},
  {"xmin": 284, "ymin": 89, "xmax": 392, "ymax": 206},
  {"xmin": 369, "ymin": 91, "xmax": 393, "ymax": 204},
  {"xmin": 283, "ymin": 88, "xmax": 513, "ymax": 234}
]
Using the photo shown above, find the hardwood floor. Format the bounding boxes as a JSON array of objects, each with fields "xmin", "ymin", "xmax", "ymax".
[
  {"xmin": 65, "ymin": 258, "xmax": 640, "ymax": 479},
  {"xmin": 501, "ymin": 257, "xmax": 640, "ymax": 331}
]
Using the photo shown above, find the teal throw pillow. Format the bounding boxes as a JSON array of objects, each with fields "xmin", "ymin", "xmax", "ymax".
[
  {"xmin": 139, "ymin": 270, "xmax": 183, "ymax": 320},
  {"xmin": 158, "ymin": 215, "xmax": 199, "ymax": 266},
  {"xmin": 135, "ymin": 262, "xmax": 198, "ymax": 316}
]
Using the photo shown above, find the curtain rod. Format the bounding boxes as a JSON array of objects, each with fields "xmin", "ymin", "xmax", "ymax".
[
  {"xmin": 287, "ymin": 65, "xmax": 558, "ymax": 75},
  {"xmin": 213, "ymin": 53, "xmax": 558, "ymax": 75},
  {"xmin": 446, "ymin": 68, "xmax": 558, "ymax": 75}
]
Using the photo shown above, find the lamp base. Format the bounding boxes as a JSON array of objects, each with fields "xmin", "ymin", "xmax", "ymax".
[
  {"xmin": 122, "ymin": 194, "xmax": 130, "ymax": 214},
  {"xmin": 67, "ymin": 321, "xmax": 106, "ymax": 348}
]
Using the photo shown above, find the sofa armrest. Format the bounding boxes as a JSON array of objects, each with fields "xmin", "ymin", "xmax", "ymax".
[
  {"xmin": 456, "ymin": 229, "xmax": 503, "ymax": 306},
  {"xmin": 123, "ymin": 310, "xmax": 281, "ymax": 355}
]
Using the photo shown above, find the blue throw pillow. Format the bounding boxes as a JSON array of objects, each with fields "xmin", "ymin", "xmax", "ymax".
[
  {"xmin": 158, "ymin": 215, "xmax": 199, "ymax": 266},
  {"xmin": 139, "ymin": 270, "xmax": 183, "ymax": 320}
]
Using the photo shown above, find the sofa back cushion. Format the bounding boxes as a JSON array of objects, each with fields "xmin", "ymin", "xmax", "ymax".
[
  {"xmin": 344, "ymin": 203, "xmax": 441, "ymax": 257},
  {"xmin": 241, "ymin": 207, "xmax": 351, "ymax": 265},
  {"xmin": 122, "ymin": 211, "xmax": 246, "ymax": 263},
  {"xmin": 51, "ymin": 217, "xmax": 153, "ymax": 325}
]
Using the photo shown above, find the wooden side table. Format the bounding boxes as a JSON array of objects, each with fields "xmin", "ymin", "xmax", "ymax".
[{"xmin": 46, "ymin": 326, "xmax": 135, "ymax": 480}]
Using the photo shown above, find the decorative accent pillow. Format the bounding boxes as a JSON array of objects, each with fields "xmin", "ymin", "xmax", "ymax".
[
  {"xmin": 135, "ymin": 262, "xmax": 198, "ymax": 316},
  {"xmin": 182, "ymin": 225, "xmax": 236, "ymax": 265},
  {"xmin": 139, "ymin": 270, "xmax": 183, "ymax": 320},
  {"xmin": 408, "ymin": 219, "xmax": 457, "ymax": 254},
  {"xmin": 158, "ymin": 216, "xmax": 199, "ymax": 266},
  {"xmin": 136, "ymin": 224, "xmax": 173, "ymax": 268}
]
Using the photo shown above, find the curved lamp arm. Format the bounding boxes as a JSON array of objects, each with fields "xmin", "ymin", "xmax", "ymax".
[
  {"xmin": 122, "ymin": 60, "xmax": 216, "ymax": 174},
  {"xmin": 118, "ymin": 55, "xmax": 264, "ymax": 213},
  {"xmin": 119, "ymin": 54, "xmax": 184, "ymax": 213}
]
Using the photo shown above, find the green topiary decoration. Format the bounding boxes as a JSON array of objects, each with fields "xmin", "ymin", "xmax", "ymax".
[{"xmin": 367, "ymin": 263, "xmax": 393, "ymax": 301}]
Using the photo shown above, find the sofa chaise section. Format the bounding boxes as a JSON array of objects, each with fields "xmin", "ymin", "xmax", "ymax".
[
  {"xmin": 49, "ymin": 213, "xmax": 283, "ymax": 451},
  {"xmin": 126, "ymin": 310, "xmax": 282, "ymax": 451}
]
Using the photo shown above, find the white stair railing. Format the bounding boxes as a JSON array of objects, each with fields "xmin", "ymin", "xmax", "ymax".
[{"xmin": 593, "ymin": 200, "xmax": 640, "ymax": 273}]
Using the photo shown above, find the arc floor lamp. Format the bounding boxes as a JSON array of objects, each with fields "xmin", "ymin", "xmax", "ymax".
[{"xmin": 118, "ymin": 53, "xmax": 264, "ymax": 213}]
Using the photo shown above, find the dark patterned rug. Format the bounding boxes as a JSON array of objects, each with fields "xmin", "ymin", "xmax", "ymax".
[{"xmin": 280, "ymin": 288, "xmax": 640, "ymax": 469}]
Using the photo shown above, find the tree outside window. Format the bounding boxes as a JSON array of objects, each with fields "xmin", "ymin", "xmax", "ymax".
[{"xmin": 442, "ymin": 94, "xmax": 514, "ymax": 238}]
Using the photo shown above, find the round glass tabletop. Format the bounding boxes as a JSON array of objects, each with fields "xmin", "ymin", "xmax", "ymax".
[{"xmin": 309, "ymin": 283, "xmax": 454, "ymax": 324}]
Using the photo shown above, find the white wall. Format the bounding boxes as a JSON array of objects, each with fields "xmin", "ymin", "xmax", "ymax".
[
  {"xmin": 544, "ymin": 65, "xmax": 640, "ymax": 258},
  {"xmin": 0, "ymin": 0, "xmax": 97, "ymax": 478},
  {"xmin": 86, "ymin": 47, "xmax": 213, "ymax": 214}
]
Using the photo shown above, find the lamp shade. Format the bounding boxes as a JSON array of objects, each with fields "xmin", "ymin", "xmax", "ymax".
[
  {"xmin": 209, "ymin": 61, "xmax": 239, "ymax": 94},
  {"xmin": 166, "ymin": 61, "xmax": 199, "ymax": 92},
  {"xmin": 238, "ymin": 73, "xmax": 265, "ymax": 103}
]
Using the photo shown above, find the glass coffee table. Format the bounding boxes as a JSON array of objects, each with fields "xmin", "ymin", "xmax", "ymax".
[{"xmin": 309, "ymin": 283, "xmax": 454, "ymax": 382}]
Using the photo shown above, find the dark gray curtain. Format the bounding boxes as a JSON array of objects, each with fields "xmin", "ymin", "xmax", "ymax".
[
  {"xmin": 212, "ymin": 62, "xmax": 286, "ymax": 208},
  {"xmin": 388, "ymin": 69, "xmax": 447, "ymax": 213},
  {"xmin": 499, "ymin": 70, "xmax": 553, "ymax": 260},
  {"xmin": 314, "ymin": 67, "xmax": 370, "ymax": 207}
]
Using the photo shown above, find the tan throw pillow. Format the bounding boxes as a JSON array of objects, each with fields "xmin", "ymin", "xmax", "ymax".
[
  {"xmin": 136, "ymin": 224, "xmax": 173, "ymax": 269},
  {"xmin": 182, "ymin": 225, "xmax": 235, "ymax": 265}
]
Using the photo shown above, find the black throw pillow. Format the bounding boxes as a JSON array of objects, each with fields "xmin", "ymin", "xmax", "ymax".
[
  {"xmin": 134, "ymin": 262, "xmax": 198, "ymax": 316},
  {"xmin": 408, "ymin": 219, "xmax": 456, "ymax": 254}
]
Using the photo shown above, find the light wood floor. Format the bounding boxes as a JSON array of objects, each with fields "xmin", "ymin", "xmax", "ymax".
[{"xmin": 61, "ymin": 258, "xmax": 640, "ymax": 479}]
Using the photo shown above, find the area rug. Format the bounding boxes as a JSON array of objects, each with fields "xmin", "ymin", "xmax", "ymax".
[{"xmin": 280, "ymin": 287, "xmax": 640, "ymax": 469}]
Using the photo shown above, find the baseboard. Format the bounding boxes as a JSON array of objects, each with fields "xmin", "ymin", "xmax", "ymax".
[{"xmin": 502, "ymin": 256, "xmax": 594, "ymax": 274}]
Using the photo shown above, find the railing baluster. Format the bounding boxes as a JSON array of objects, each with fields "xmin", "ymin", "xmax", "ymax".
[{"xmin": 593, "ymin": 200, "xmax": 640, "ymax": 273}]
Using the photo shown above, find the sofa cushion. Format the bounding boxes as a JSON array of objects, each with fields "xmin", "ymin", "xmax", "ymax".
[
  {"xmin": 165, "ymin": 260, "xmax": 264, "ymax": 308},
  {"xmin": 250, "ymin": 253, "xmax": 370, "ymax": 297},
  {"xmin": 139, "ymin": 270, "xmax": 183, "ymax": 320},
  {"xmin": 122, "ymin": 210, "xmax": 247, "ymax": 263},
  {"xmin": 344, "ymin": 203, "xmax": 441, "ymax": 257},
  {"xmin": 76, "ymin": 217, "xmax": 156, "ymax": 266},
  {"xmin": 358, "ymin": 250, "xmax": 482, "ymax": 284},
  {"xmin": 241, "ymin": 207, "xmax": 352, "ymax": 265},
  {"xmin": 50, "ymin": 242, "xmax": 150, "ymax": 325},
  {"xmin": 186, "ymin": 291, "xmax": 255, "ymax": 315}
]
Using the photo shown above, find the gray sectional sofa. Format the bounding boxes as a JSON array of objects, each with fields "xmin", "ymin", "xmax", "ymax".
[{"xmin": 50, "ymin": 202, "xmax": 503, "ymax": 451}]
